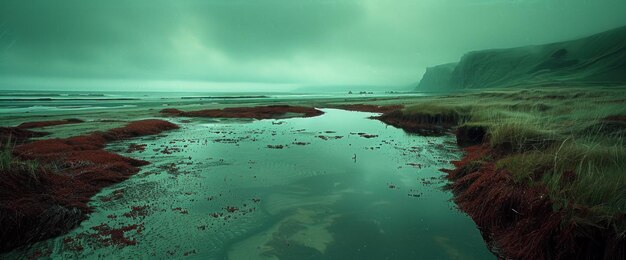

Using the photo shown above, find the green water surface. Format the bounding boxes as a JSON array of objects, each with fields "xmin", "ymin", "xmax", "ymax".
[{"xmin": 8, "ymin": 109, "xmax": 493, "ymax": 259}]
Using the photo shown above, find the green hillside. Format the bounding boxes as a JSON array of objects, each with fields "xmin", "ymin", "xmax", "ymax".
[{"xmin": 418, "ymin": 25, "xmax": 626, "ymax": 91}]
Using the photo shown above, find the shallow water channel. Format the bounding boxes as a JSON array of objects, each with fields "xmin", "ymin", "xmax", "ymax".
[{"xmin": 13, "ymin": 109, "xmax": 493, "ymax": 259}]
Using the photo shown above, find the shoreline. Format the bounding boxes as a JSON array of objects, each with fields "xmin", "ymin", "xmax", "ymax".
[
  {"xmin": 370, "ymin": 87, "xmax": 625, "ymax": 259},
  {"xmin": 0, "ymin": 106, "xmax": 334, "ymax": 254},
  {"xmin": 1, "ymin": 87, "xmax": 624, "ymax": 258},
  {"xmin": 1, "ymin": 119, "xmax": 179, "ymax": 253},
  {"xmin": 441, "ymin": 144, "xmax": 623, "ymax": 259}
]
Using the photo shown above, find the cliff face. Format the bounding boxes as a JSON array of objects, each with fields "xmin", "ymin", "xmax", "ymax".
[
  {"xmin": 418, "ymin": 25, "xmax": 626, "ymax": 91},
  {"xmin": 416, "ymin": 62, "xmax": 457, "ymax": 91}
]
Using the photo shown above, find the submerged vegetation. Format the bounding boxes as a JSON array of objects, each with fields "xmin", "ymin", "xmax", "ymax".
[
  {"xmin": 0, "ymin": 88, "xmax": 623, "ymax": 258},
  {"xmin": 160, "ymin": 105, "xmax": 324, "ymax": 119},
  {"xmin": 0, "ymin": 120, "xmax": 179, "ymax": 253},
  {"xmin": 383, "ymin": 87, "xmax": 626, "ymax": 258}
]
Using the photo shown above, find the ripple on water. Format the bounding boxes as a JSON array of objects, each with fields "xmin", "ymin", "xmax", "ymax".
[{"xmin": 5, "ymin": 109, "xmax": 493, "ymax": 259}]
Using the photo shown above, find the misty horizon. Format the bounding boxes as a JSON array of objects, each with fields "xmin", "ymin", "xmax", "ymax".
[
  {"xmin": 2, "ymin": 0, "xmax": 626, "ymax": 92},
  {"xmin": 1, "ymin": 2, "xmax": 625, "ymax": 258}
]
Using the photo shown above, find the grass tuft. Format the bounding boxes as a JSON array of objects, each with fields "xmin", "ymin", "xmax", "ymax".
[
  {"xmin": 396, "ymin": 87, "xmax": 626, "ymax": 236},
  {"xmin": 0, "ymin": 136, "xmax": 41, "ymax": 180}
]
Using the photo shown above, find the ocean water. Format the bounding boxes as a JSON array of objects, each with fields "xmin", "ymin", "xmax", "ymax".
[
  {"xmin": 0, "ymin": 90, "xmax": 427, "ymax": 114},
  {"xmin": 5, "ymin": 109, "xmax": 493, "ymax": 259}
]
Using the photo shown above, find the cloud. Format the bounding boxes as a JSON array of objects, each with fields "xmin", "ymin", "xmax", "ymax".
[{"xmin": 1, "ymin": 0, "xmax": 625, "ymax": 91}]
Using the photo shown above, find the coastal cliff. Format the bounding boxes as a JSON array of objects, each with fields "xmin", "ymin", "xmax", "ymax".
[{"xmin": 418, "ymin": 25, "xmax": 626, "ymax": 91}]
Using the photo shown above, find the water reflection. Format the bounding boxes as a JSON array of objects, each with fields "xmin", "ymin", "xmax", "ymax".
[{"xmin": 9, "ymin": 109, "xmax": 493, "ymax": 259}]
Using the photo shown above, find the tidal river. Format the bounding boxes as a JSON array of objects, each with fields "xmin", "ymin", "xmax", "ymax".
[{"xmin": 10, "ymin": 109, "xmax": 493, "ymax": 259}]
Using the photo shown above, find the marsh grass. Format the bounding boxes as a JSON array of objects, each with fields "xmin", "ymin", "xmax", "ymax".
[
  {"xmin": 401, "ymin": 102, "xmax": 470, "ymax": 125},
  {"xmin": 0, "ymin": 139, "xmax": 82, "ymax": 253},
  {"xmin": 400, "ymin": 87, "xmax": 626, "ymax": 233},
  {"xmin": 0, "ymin": 136, "xmax": 41, "ymax": 180},
  {"xmin": 0, "ymin": 144, "xmax": 11, "ymax": 171}
]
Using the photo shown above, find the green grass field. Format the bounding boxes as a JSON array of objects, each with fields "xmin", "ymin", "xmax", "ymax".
[{"xmin": 397, "ymin": 87, "xmax": 625, "ymax": 235}]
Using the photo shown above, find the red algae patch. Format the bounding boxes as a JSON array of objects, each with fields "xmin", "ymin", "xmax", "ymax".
[
  {"xmin": 377, "ymin": 111, "xmax": 457, "ymax": 136},
  {"xmin": 0, "ymin": 127, "xmax": 48, "ymax": 145},
  {"xmin": 126, "ymin": 143, "xmax": 147, "ymax": 153},
  {"xmin": 352, "ymin": 132, "xmax": 378, "ymax": 138},
  {"xmin": 122, "ymin": 205, "xmax": 150, "ymax": 219},
  {"xmin": 335, "ymin": 104, "xmax": 404, "ymax": 114},
  {"xmin": 373, "ymin": 110, "xmax": 623, "ymax": 259},
  {"xmin": 88, "ymin": 223, "xmax": 144, "ymax": 247},
  {"xmin": 172, "ymin": 207, "xmax": 189, "ymax": 214},
  {"xmin": 17, "ymin": 118, "xmax": 84, "ymax": 129},
  {"xmin": 442, "ymin": 145, "xmax": 623, "ymax": 259},
  {"xmin": 266, "ymin": 144, "xmax": 285, "ymax": 149},
  {"xmin": 160, "ymin": 105, "xmax": 324, "ymax": 119},
  {"xmin": 103, "ymin": 119, "xmax": 180, "ymax": 140},
  {"xmin": 28, "ymin": 248, "xmax": 52, "ymax": 260},
  {"xmin": 316, "ymin": 135, "xmax": 344, "ymax": 140},
  {"xmin": 225, "ymin": 206, "xmax": 239, "ymax": 213},
  {"xmin": 443, "ymin": 145, "xmax": 557, "ymax": 259},
  {"xmin": 0, "ymin": 119, "xmax": 178, "ymax": 253}
]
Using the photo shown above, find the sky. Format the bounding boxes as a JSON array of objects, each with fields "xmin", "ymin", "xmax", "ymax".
[{"xmin": 1, "ymin": 0, "xmax": 626, "ymax": 92}]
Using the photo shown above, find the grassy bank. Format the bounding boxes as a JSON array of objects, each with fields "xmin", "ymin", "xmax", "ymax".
[
  {"xmin": 0, "ymin": 120, "xmax": 179, "ymax": 253},
  {"xmin": 380, "ymin": 87, "xmax": 625, "ymax": 259}
]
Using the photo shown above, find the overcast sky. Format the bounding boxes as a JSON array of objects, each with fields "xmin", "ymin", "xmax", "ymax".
[{"xmin": 1, "ymin": 0, "xmax": 626, "ymax": 92}]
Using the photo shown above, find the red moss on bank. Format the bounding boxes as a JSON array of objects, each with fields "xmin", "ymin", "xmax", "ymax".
[
  {"xmin": 443, "ymin": 145, "xmax": 624, "ymax": 259},
  {"xmin": 160, "ymin": 105, "xmax": 323, "ymax": 119},
  {"xmin": 17, "ymin": 118, "xmax": 84, "ymax": 129},
  {"xmin": 377, "ymin": 110, "xmax": 458, "ymax": 136},
  {"xmin": 0, "ymin": 119, "xmax": 178, "ymax": 253},
  {"xmin": 335, "ymin": 104, "xmax": 403, "ymax": 114},
  {"xmin": 126, "ymin": 143, "xmax": 147, "ymax": 153},
  {"xmin": 375, "ymin": 111, "xmax": 624, "ymax": 259},
  {"xmin": 0, "ymin": 127, "xmax": 48, "ymax": 145},
  {"xmin": 90, "ymin": 223, "xmax": 144, "ymax": 247}
]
